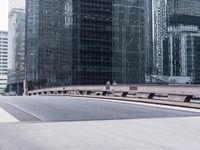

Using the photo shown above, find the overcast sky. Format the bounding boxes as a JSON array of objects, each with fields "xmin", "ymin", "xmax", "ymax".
[{"xmin": 0, "ymin": 0, "xmax": 8, "ymax": 31}]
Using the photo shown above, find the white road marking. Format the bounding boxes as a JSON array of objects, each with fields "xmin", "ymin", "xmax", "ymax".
[{"xmin": 0, "ymin": 107, "xmax": 19, "ymax": 123}]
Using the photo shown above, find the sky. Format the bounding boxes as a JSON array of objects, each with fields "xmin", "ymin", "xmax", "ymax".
[{"xmin": 0, "ymin": 0, "xmax": 8, "ymax": 31}]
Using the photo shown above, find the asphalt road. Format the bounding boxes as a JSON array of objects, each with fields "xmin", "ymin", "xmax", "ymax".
[
  {"xmin": 1, "ymin": 96, "xmax": 200, "ymax": 150},
  {"xmin": 0, "ymin": 96, "xmax": 200, "ymax": 122}
]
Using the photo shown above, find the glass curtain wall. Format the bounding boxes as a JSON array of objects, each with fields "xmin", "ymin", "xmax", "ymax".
[
  {"xmin": 72, "ymin": 0, "xmax": 113, "ymax": 85},
  {"xmin": 8, "ymin": 9, "xmax": 25, "ymax": 85},
  {"xmin": 26, "ymin": 0, "xmax": 73, "ymax": 89},
  {"xmin": 164, "ymin": 0, "xmax": 200, "ymax": 84},
  {"xmin": 112, "ymin": 0, "xmax": 145, "ymax": 84}
]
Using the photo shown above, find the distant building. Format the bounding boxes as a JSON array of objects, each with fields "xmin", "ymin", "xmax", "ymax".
[
  {"xmin": 7, "ymin": 9, "xmax": 25, "ymax": 95},
  {"xmin": 0, "ymin": 31, "xmax": 8, "ymax": 91},
  {"xmin": 151, "ymin": 0, "xmax": 200, "ymax": 84},
  {"xmin": 112, "ymin": 0, "xmax": 146, "ymax": 84},
  {"xmin": 163, "ymin": 0, "xmax": 200, "ymax": 84},
  {"xmin": 163, "ymin": 25, "xmax": 200, "ymax": 76},
  {"xmin": 7, "ymin": 0, "xmax": 25, "ymax": 95}
]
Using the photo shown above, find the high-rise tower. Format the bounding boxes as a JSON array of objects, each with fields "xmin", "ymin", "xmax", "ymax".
[
  {"xmin": 164, "ymin": 0, "xmax": 200, "ymax": 84},
  {"xmin": 112, "ymin": 0, "xmax": 146, "ymax": 84},
  {"xmin": 7, "ymin": 0, "xmax": 25, "ymax": 95},
  {"xmin": 26, "ymin": 0, "xmax": 148, "ymax": 89},
  {"xmin": 26, "ymin": 0, "xmax": 113, "ymax": 89},
  {"xmin": 0, "ymin": 31, "xmax": 8, "ymax": 91}
]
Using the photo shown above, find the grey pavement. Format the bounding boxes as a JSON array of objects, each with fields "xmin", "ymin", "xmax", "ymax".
[{"xmin": 0, "ymin": 117, "xmax": 200, "ymax": 150}]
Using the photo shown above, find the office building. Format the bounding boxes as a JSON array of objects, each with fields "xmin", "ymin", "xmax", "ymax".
[
  {"xmin": 150, "ymin": 0, "xmax": 200, "ymax": 84},
  {"xmin": 112, "ymin": 0, "xmax": 146, "ymax": 84},
  {"xmin": 26, "ymin": 0, "xmax": 149, "ymax": 89},
  {"xmin": 163, "ymin": 0, "xmax": 200, "ymax": 84},
  {"xmin": 72, "ymin": 0, "xmax": 113, "ymax": 85},
  {"xmin": 8, "ymin": 0, "xmax": 25, "ymax": 95},
  {"xmin": 26, "ymin": 0, "xmax": 113, "ymax": 89},
  {"xmin": 0, "ymin": 31, "xmax": 8, "ymax": 90}
]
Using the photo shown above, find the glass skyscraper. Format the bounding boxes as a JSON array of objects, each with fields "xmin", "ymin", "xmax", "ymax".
[
  {"xmin": 26, "ymin": 0, "xmax": 74, "ymax": 89},
  {"xmin": 8, "ymin": 0, "xmax": 25, "ymax": 95},
  {"xmin": 163, "ymin": 0, "xmax": 200, "ymax": 84},
  {"xmin": 26, "ymin": 0, "xmax": 147, "ymax": 89},
  {"xmin": 8, "ymin": 9, "xmax": 25, "ymax": 94},
  {"xmin": 150, "ymin": 0, "xmax": 200, "ymax": 84},
  {"xmin": 72, "ymin": 0, "xmax": 113, "ymax": 85},
  {"xmin": 26, "ymin": 0, "xmax": 113, "ymax": 89},
  {"xmin": 112, "ymin": 0, "xmax": 146, "ymax": 84}
]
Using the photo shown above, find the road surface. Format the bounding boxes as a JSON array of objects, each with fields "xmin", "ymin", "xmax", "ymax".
[{"xmin": 0, "ymin": 96, "xmax": 200, "ymax": 150}]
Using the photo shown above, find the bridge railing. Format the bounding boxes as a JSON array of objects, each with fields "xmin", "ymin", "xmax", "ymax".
[{"xmin": 28, "ymin": 84, "xmax": 200, "ymax": 102}]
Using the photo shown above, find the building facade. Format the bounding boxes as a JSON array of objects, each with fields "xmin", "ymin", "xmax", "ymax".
[
  {"xmin": 8, "ymin": 9, "xmax": 25, "ymax": 95},
  {"xmin": 26, "ymin": 0, "xmax": 147, "ymax": 89},
  {"xmin": 152, "ymin": 0, "xmax": 167, "ymax": 75},
  {"xmin": 151, "ymin": 0, "xmax": 200, "ymax": 84},
  {"xmin": 8, "ymin": 0, "xmax": 25, "ymax": 95},
  {"xmin": 72, "ymin": 0, "xmax": 113, "ymax": 85},
  {"xmin": 0, "ymin": 31, "xmax": 8, "ymax": 91},
  {"xmin": 163, "ymin": 0, "xmax": 200, "ymax": 84},
  {"xmin": 112, "ymin": 0, "xmax": 146, "ymax": 84},
  {"xmin": 144, "ymin": 0, "xmax": 153, "ymax": 76}
]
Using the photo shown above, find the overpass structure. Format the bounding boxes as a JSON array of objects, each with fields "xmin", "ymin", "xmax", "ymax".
[{"xmin": 27, "ymin": 84, "xmax": 200, "ymax": 102}]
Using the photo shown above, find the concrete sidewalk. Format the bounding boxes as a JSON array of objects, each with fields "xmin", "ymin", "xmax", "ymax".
[{"xmin": 0, "ymin": 116, "xmax": 200, "ymax": 150}]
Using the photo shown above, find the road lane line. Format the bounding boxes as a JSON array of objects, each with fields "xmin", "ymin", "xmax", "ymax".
[{"xmin": 0, "ymin": 107, "xmax": 19, "ymax": 123}]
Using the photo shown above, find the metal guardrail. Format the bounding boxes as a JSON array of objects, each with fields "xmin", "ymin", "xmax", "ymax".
[{"xmin": 28, "ymin": 84, "xmax": 200, "ymax": 102}]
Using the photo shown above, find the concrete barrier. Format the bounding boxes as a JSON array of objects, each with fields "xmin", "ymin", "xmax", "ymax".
[
  {"xmin": 28, "ymin": 84, "xmax": 200, "ymax": 102},
  {"xmin": 137, "ymin": 85, "xmax": 200, "ymax": 102}
]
